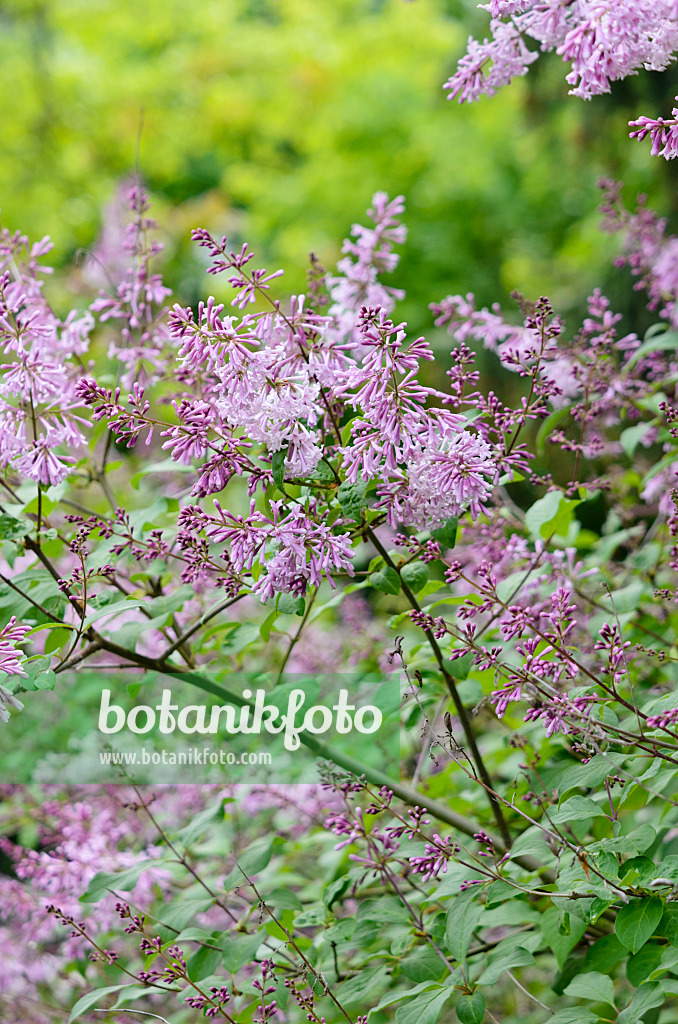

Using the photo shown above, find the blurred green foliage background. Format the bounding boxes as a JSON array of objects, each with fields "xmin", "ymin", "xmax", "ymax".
[{"xmin": 1, "ymin": 0, "xmax": 678, "ymax": 333}]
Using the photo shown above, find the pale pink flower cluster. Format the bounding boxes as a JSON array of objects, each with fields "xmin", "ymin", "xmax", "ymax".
[
  {"xmin": 85, "ymin": 194, "xmax": 501, "ymax": 595},
  {"xmin": 445, "ymin": 20, "xmax": 537, "ymax": 103},
  {"xmin": 327, "ymin": 191, "xmax": 406, "ymax": 344},
  {"xmin": 432, "ymin": 291, "xmax": 579, "ymax": 403},
  {"xmin": 448, "ymin": 1, "xmax": 678, "ymax": 143},
  {"xmin": 629, "ymin": 103, "xmax": 678, "ymax": 160},
  {"xmin": 0, "ymin": 617, "xmax": 29, "ymax": 724},
  {"xmin": 178, "ymin": 498, "xmax": 355, "ymax": 601},
  {"xmin": 90, "ymin": 184, "xmax": 174, "ymax": 388},
  {"xmin": 0, "ymin": 233, "xmax": 91, "ymax": 486},
  {"xmin": 0, "ymin": 789, "xmax": 176, "ymax": 1013},
  {"xmin": 601, "ymin": 181, "xmax": 678, "ymax": 329}
]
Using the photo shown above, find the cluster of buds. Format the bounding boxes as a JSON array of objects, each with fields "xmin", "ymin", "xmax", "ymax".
[
  {"xmin": 185, "ymin": 985, "xmax": 231, "ymax": 1018},
  {"xmin": 253, "ymin": 959, "xmax": 278, "ymax": 1022}
]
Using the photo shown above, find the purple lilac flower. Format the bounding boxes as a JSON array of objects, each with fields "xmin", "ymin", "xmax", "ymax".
[
  {"xmin": 448, "ymin": 1, "xmax": 678, "ymax": 108},
  {"xmin": 0, "ymin": 618, "xmax": 29, "ymax": 724},
  {"xmin": 327, "ymin": 192, "xmax": 406, "ymax": 345}
]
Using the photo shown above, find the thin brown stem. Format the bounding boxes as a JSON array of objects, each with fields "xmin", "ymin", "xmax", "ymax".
[{"xmin": 367, "ymin": 529, "xmax": 512, "ymax": 847}]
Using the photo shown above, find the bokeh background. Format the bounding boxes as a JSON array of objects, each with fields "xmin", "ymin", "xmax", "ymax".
[{"xmin": 2, "ymin": 0, "xmax": 678, "ymax": 334}]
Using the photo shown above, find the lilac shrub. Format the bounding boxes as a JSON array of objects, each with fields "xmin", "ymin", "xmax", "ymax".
[
  {"xmin": 0, "ymin": 176, "xmax": 677, "ymax": 1021},
  {"xmin": 5, "ymin": 5, "xmax": 678, "ymax": 1023}
]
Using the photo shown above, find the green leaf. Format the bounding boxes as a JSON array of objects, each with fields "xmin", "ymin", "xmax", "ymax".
[
  {"xmin": 616, "ymin": 898, "xmax": 664, "ymax": 954},
  {"xmin": 445, "ymin": 891, "xmax": 481, "ymax": 968},
  {"xmin": 80, "ymin": 861, "xmax": 154, "ymax": 903},
  {"xmin": 650, "ymin": 854, "xmax": 678, "ymax": 882},
  {"xmin": 649, "ymin": 946, "xmax": 678, "ymax": 981},
  {"xmin": 627, "ymin": 943, "xmax": 664, "ymax": 987},
  {"xmin": 368, "ymin": 981, "xmax": 439, "ymax": 1018},
  {"xmin": 441, "ymin": 657, "xmax": 471, "ymax": 689},
  {"xmin": 625, "ymin": 328, "xmax": 678, "ymax": 370},
  {"xmin": 156, "ymin": 895, "xmax": 214, "ymax": 933},
  {"xmin": 337, "ymin": 479, "xmax": 368, "ymax": 521},
  {"xmin": 582, "ymin": 933, "xmax": 627, "ymax": 973},
  {"xmin": 222, "ymin": 835, "xmax": 285, "ymax": 891},
  {"xmin": 395, "ymin": 985, "xmax": 454, "ymax": 1024},
  {"xmin": 357, "ymin": 896, "xmax": 410, "ymax": 924},
  {"xmin": 477, "ymin": 945, "xmax": 536, "ymax": 986},
  {"xmin": 44, "ymin": 626, "xmax": 75, "ymax": 655},
  {"xmin": 620, "ymin": 857, "xmax": 657, "ymax": 888},
  {"xmin": 266, "ymin": 888, "xmax": 303, "ymax": 910},
  {"xmin": 541, "ymin": 906, "xmax": 588, "ymax": 968},
  {"xmin": 178, "ymin": 799, "xmax": 225, "ymax": 846},
  {"xmin": 595, "ymin": 852, "xmax": 619, "ymax": 881},
  {"xmin": 431, "ymin": 517, "xmax": 458, "ymax": 548},
  {"xmin": 484, "ymin": 879, "xmax": 517, "ymax": 908},
  {"xmin": 259, "ymin": 608, "xmax": 279, "ymax": 641},
  {"xmin": 369, "ymin": 565, "xmax": 401, "ymax": 595},
  {"xmin": 553, "ymin": 954, "xmax": 588, "ymax": 997},
  {"xmin": 400, "ymin": 561, "xmax": 429, "ymax": 593},
  {"xmin": 594, "ymin": 824, "xmax": 656, "ymax": 856},
  {"xmin": 33, "ymin": 668, "xmax": 56, "ymax": 690},
  {"xmin": 339, "ymin": 966, "xmax": 389, "ymax": 1007},
  {"xmin": 323, "ymin": 875, "xmax": 351, "ymax": 910},
  {"xmin": 418, "ymin": 580, "xmax": 446, "ymax": 600},
  {"xmin": 620, "ymin": 422, "xmax": 655, "ymax": 458},
  {"xmin": 80, "ymin": 596, "xmax": 149, "ymax": 631},
  {"xmin": 557, "ymin": 754, "xmax": 625, "ymax": 799},
  {"xmin": 400, "ymin": 947, "xmax": 447, "ymax": 984},
  {"xmin": 480, "ymin": 903, "xmax": 539, "ymax": 927},
  {"xmin": 549, "ymin": 795, "xmax": 606, "ymax": 824},
  {"xmin": 271, "ymin": 448, "xmax": 286, "ymax": 491},
  {"xmin": 507, "ymin": 825, "xmax": 554, "ymax": 863},
  {"xmin": 525, "ymin": 491, "xmax": 580, "ymax": 539},
  {"xmin": 564, "ymin": 970, "xmax": 615, "ymax": 1006},
  {"xmin": 618, "ymin": 982, "xmax": 665, "ymax": 1024},
  {"xmin": 221, "ymin": 931, "xmax": 264, "ymax": 973},
  {"xmin": 68, "ymin": 985, "xmax": 128, "ymax": 1021},
  {"xmin": 25, "ymin": 621, "xmax": 78, "ymax": 636},
  {"xmin": 549, "ymin": 1011, "xmax": 598, "ymax": 1024},
  {"xmin": 658, "ymin": 905, "xmax": 678, "ymax": 946},
  {"xmin": 112, "ymin": 985, "xmax": 161, "ymax": 1008},
  {"xmin": 293, "ymin": 904, "xmax": 326, "ymax": 927},
  {"xmin": 536, "ymin": 405, "xmax": 571, "ymax": 455},
  {"xmin": 0, "ymin": 513, "xmax": 31, "ymax": 541},
  {"xmin": 22, "ymin": 655, "xmax": 53, "ymax": 691},
  {"xmin": 186, "ymin": 945, "xmax": 222, "ymax": 981},
  {"xmin": 173, "ymin": 927, "xmax": 218, "ymax": 945},
  {"xmin": 598, "ymin": 581, "xmax": 645, "ymax": 615},
  {"xmin": 277, "ymin": 593, "xmax": 305, "ymax": 616},
  {"xmin": 314, "ymin": 458, "xmax": 336, "ymax": 482},
  {"xmin": 456, "ymin": 990, "xmax": 485, "ymax": 1024}
]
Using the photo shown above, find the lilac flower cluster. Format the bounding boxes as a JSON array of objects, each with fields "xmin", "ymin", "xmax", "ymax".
[
  {"xmin": 90, "ymin": 184, "xmax": 174, "ymax": 387},
  {"xmin": 327, "ymin": 795, "xmax": 465, "ymax": 886},
  {"xmin": 448, "ymin": 2, "xmax": 678, "ymax": 101},
  {"xmin": 177, "ymin": 498, "xmax": 355, "ymax": 601},
  {"xmin": 74, "ymin": 190, "xmax": 503, "ymax": 604},
  {"xmin": 600, "ymin": 179, "xmax": 678, "ymax": 329},
  {"xmin": 49, "ymin": 160, "xmax": 676, "ymax": 745},
  {"xmin": 0, "ymin": 233, "xmax": 90, "ymax": 487},
  {"xmin": 447, "ymin": 2, "xmax": 678, "ymax": 158},
  {"xmin": 0, "ymin": 788, "xmax": 186, "ymax": 1015},
  {"xmin": 0, "ymin": 617, "xmax": 30, "ymax": 723},
  {"xmin": 253, "ymin": 960, "xmax": 278, "ymax": 1023}
]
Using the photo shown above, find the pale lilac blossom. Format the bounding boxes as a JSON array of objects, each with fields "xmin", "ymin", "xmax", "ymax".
[
  {"xmin": 451, "ymin": 1, "xmax": 678, "ymax": 107},
  {"xmin": 0, "ymin": 619, "xmax": 30, "ymax": 723}
]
